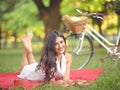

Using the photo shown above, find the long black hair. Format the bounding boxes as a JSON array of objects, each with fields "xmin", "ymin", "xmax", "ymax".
[{"xmin": 37, "ymin": 30, "xmax": 66, "ymax": 82}]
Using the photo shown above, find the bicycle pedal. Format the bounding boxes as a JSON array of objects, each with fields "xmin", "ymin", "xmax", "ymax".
[
  {"xmin": 100, "ymin": 58, "xmax": 104, "ymax": 63},
  {"xmin": 100, "ymin": 56, "xmax": 108, "ymax": 63}
]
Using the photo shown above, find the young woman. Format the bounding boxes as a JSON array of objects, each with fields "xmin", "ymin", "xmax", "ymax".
[{"xmin": 17, "ymin": 30, "xmax": 72, "ymax": 86}]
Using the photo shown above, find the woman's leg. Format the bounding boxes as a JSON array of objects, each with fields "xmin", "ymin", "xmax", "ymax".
[
  {"xmin": 21, "ymin": 31, "xmax": 36, "ymax": 69},
  {"xmin": 26, "ymin": 31, "xmax": 36, "ymax": 64},
  {"xmin": 21, "ymin": 49, "xmax": 28, "ymax": 69}
]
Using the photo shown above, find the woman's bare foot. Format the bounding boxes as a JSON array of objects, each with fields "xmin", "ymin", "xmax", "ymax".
[
  {"xmin": 21, "ymin": 31, "xmax": 33, "ymax": 53},
  {"xmin": 21, "ymin": 35, "xmax": 32, "ymax": 53},
  {"xmin": 66, "ymin": 80, "xmax": 75, "ymax": 86},
  {"xmin": 27, "ymin": 30, "xmax": 33, "ymax": 40}
]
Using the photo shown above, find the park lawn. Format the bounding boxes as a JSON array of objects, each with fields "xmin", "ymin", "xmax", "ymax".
[{"xmin": 0, "ymin": 47, "xmax": 120, "ymax": 90}]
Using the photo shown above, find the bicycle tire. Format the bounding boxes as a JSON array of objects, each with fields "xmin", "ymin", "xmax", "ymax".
[{"xmin": 66, "ymin": 33, "xmax": 94, "ymax": 69}]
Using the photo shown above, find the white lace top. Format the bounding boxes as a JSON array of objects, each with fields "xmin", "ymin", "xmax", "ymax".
[
  {"xmin": 55, "ymin": 54, "xmax": 66, "ymax": 80},
  {"xmin": 18, "ymin": 54, "xmax": 66, "ymax": 81}
]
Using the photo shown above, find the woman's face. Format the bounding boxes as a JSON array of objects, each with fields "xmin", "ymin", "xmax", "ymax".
[{"xmin": 54, "ymin": 36, "xmax": 66, "ymax": 55}]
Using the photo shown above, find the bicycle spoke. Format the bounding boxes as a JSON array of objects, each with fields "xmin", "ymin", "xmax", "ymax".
[{"xmin": 66, "ymin": 34, "xmax": 94, "ymax": 69}]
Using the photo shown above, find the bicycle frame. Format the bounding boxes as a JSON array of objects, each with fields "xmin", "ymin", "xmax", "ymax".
[
  {"xmin": 76, "ymin": 24, "xmax": 120, "ymax": 56},
  {"xmin": 64, "ymin": 8, "xmax": 120, "ymax": 68}
]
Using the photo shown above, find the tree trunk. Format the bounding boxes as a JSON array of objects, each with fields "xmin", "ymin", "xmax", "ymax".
[
  {"xmin": 92, "ymin": 18, "xmax": 103, "ymax": 47},
  {"xmin": 33, "ymin": 0, "xmax": 62, "ymax": 37},
  {"xmin": 0, "ymin": 24, "xmax": 2, "ymax": 49},
  {"xmin": 98, "ymin": 20, "xmax": 103, "ymax": 36},
  {"xmin": 3, "ymin": 31, "xmax": 8, "ymax": 49},
  {"xmin": 13, "ymin": 32, "xmax": 17, "ymax": 48},
  {"xmin": 117, "ymin": 15, "xmax": 120, "ymax": 44},
  {"xmin": 117, "ymin": 15, "xmax": 120, "ymax": 33}
]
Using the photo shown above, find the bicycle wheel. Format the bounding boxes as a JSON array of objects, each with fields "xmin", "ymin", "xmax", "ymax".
[{"xmin": 66, "ymin": 33, "xmax": 94, "ymax": 69}]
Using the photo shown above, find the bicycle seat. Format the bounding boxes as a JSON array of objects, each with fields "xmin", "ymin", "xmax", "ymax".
[{"xmin": 62, "ymin": 15, "xmax": 87, "ymax": 33}]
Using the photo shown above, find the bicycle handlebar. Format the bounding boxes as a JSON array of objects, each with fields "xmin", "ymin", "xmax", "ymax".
[{"xmin": 75, "ymin": 8, "xmax": 104, "ymax": 19}]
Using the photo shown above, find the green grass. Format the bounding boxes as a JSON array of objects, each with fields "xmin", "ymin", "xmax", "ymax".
[{"xmin": 0, "ymin": 47, "xmax": 120, "ymax": 90}]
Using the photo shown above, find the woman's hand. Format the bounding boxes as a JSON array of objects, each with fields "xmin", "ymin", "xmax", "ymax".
[
  {"xmin": 50, "ymin": 78, "xmax": 65, "ymax": 86},
  {"xmin": 63, "ymin": 79, "xmax": 75, "ymax": 86},
  {"xmin": 50, "ymin": 78, "xmax": 73, "ymax": 87}
]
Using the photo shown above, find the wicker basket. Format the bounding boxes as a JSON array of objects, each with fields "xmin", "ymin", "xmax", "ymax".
[{"xmin": 62, "ymin": 15, "xmax": 87, "ymax": 34}]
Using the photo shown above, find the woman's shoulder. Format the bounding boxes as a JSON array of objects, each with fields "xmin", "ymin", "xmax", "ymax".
[
  {"xmin": 65, "ymin": 53, "xmax": 72, "ymax": 59},
  {"xmin": 65, "ymin": 52, "xmax": 71, "ymax": 56}
]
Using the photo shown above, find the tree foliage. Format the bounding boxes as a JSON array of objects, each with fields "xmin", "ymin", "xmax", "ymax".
[
  {"xmin": 0, "ymin": 0, "xmax": 119, "ymax": 48},
  {"xmin": 1, "ymin": 0, "xmax": 43, "ymax": 32}
]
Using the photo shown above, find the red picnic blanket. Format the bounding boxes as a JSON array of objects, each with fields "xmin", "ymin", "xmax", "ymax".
[{"xmin": 0, "ymin": 69, "xmax": 104, "ymax": 89}]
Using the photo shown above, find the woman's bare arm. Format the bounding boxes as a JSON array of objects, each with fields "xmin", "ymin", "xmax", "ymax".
[{"xmin": 63, "ymin": 53, "xmax": 72, "ymax": 82}]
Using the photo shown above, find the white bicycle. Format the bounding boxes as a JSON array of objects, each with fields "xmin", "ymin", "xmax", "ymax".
[{"xmin": 62, "ymin": 8, "xmax": 120, "ymax": 69}]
